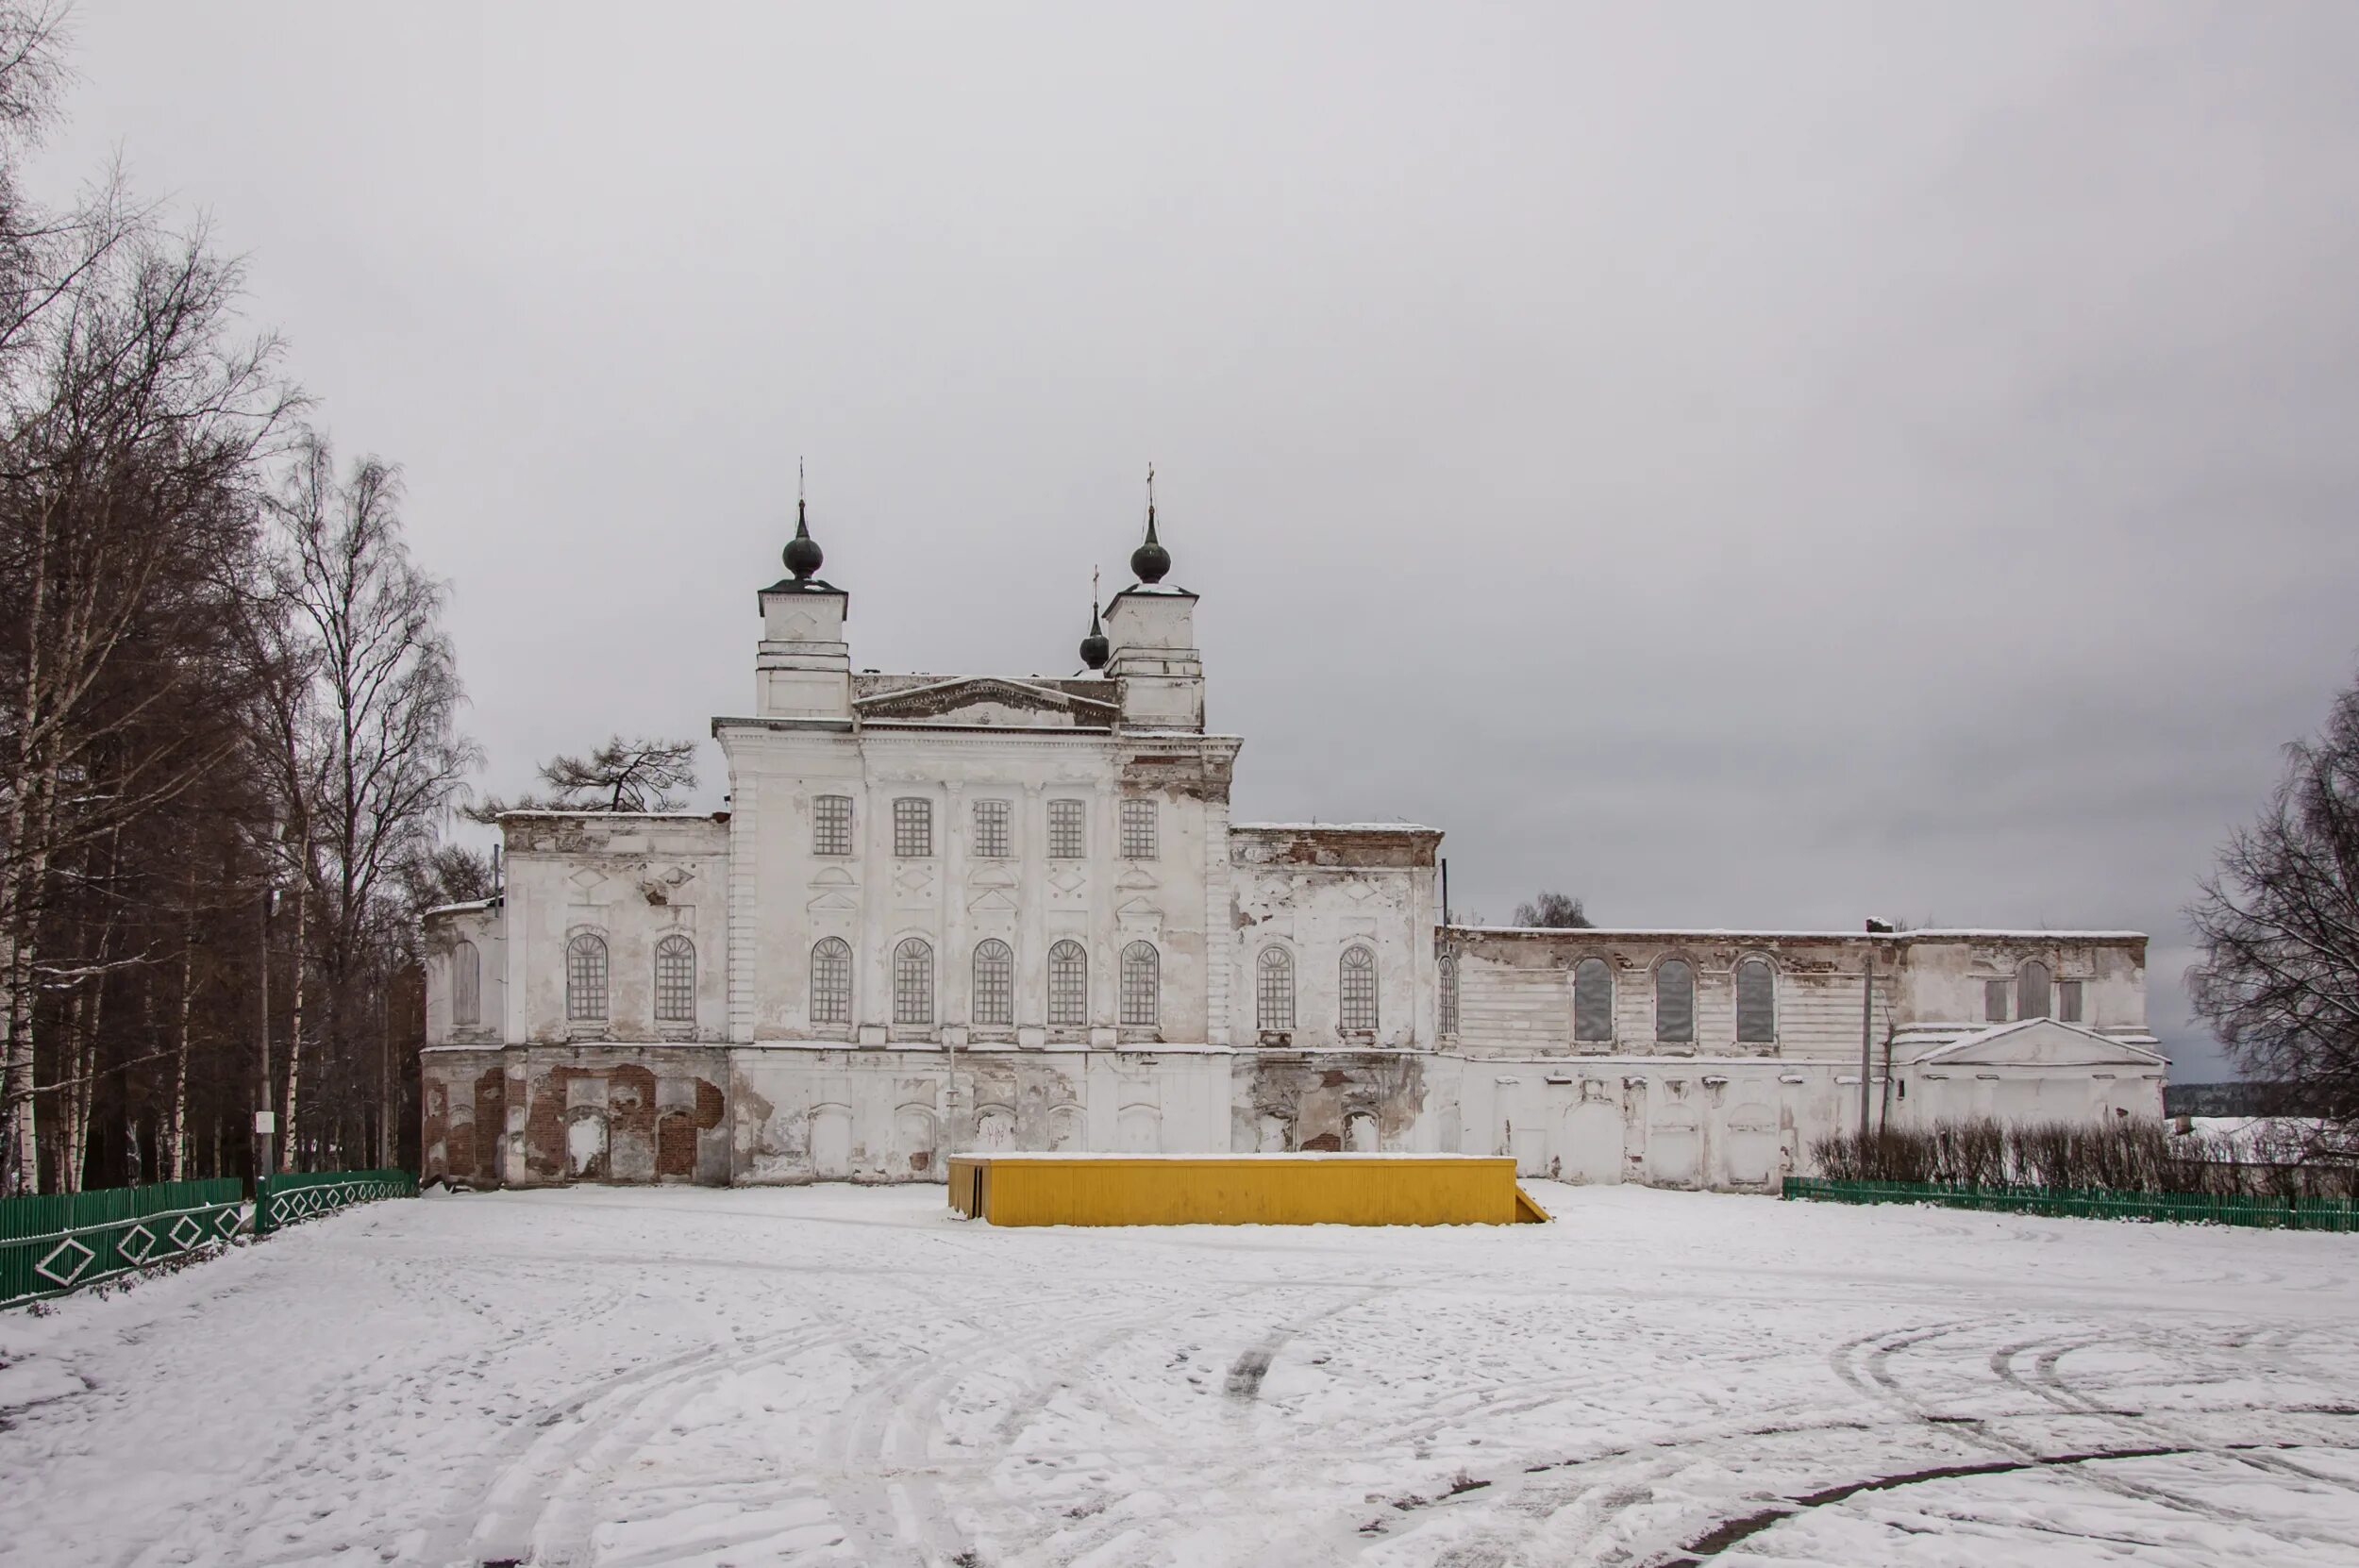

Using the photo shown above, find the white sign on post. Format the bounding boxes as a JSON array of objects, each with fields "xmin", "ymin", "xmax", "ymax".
[{"xmin": 253, "ymin": 1110, "xmax": 277, "ymax": 1135}]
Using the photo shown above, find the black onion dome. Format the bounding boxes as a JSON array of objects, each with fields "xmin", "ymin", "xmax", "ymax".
[
  {"xmin": 782, "ymin": 498, "xmax": 824, "ymax": 580},
  {"xmin": 1079, "ymin": 602, "xmax": 1110, "ymax": 670},
  {"xmin": 1130, "ymin": 507, "xmax": 1170, "ymax": 585}
]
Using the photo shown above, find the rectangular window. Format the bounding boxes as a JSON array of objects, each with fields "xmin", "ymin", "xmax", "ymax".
[
  {"xmin": 1983, "ymin": 978, "xmax": 2010, "ymax": 1023},
  {"xmin": 1119, "ymin": 798, "xmax": 1157, "ymax": 859},
  {"xmin": 2057, "ymin": 979, "xmax": 2084, "ymax": 1024},
  {"xmin": 813, "ymin": 794, "xmax": 853, "ymax": 857},
  {"xmin": 1047, "ymin": 798, "xmax": 1086, "ymax": 859},
  {"xmin": 893, "ymin": 796, "xmax": 932, "ymax": 859},
  {"xmin": 973, "ymin": 798, "xmax": 1011, "ymax": 859}
]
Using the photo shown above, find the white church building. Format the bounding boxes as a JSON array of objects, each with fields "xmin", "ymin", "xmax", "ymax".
[{"xmin": 419, "ymin": 499, "xmax": 2167, "ymax": 1190}]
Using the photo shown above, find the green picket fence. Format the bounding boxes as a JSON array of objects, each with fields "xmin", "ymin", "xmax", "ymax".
[
  {"xmin": 254, "ymin": 1169, "xmax": 416, "ymax": 1235},
  {"xmin": 1783, "ymin": 1176, "xmax": 2359, "ymax": 1232},
  {"xmin": 0, "ymin": 1178, "xmax": 246, "ymax": 1308}
]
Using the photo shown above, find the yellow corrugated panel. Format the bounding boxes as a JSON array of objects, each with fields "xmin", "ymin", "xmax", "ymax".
[{"xmin": 942, "ymin": 1154, "xmax": 1544, "ymax": 1227}]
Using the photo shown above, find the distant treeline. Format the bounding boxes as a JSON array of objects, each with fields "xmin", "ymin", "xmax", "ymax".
[{"xmin": 2163, "ymin": 1082, "xmax": 2314, "ymax": 1118}]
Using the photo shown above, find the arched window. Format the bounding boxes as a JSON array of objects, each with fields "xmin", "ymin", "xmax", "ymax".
[
  {"xmin": 972, "ymin": 939, "xmax": 1013, "ymax": 1026},
  {"xmin": 2017, "ymin": 959, "xmax": 2052, "ymax": 1021},
  {"xmin": 1438, "ymin": 952, "xmax": 1459, "ymax": 1036},
  {"xmin": 1120, "ymin": 941, "xmax": 1160, "ymax": 1027},
  {"xmin": 1574, "ymin": 958, "xmax": 1614, "ymax": 1043},
  {"xmin": 1656, "ymin": 958, "xmax": 1695, "ymax": 1043},
  {"xmin": 654, "ymin": 934, "xmax": 695, "ymax": 1023},
  {"xmin": 451, "ymin": 939, "xmax": 480, "ymax": 1028},
  {"xmin": 1257, "ymin": 947, "xmax": 1295, "ymax": 1032},
  {"xmin": 894, "ymin": 938, "xmax": 934, "ymax": 1025},
  {"xmin": 810, "ymin": 937, "xmax": 852, "ymax": 1026},
  {"xmin": 1734, "ymin": 957, "xmax": 1776, "ymax": 1044},
  {"xmin": 1047, "ymin": 940, "xmax": 1089, "ymax": 1026},
  {"xmin": 565, "ymin": 933, "xmax": 608, "ymax": 1022},
  {"xmin": 1339, "ymin": 945, "xmax": 1379, "ymax": 1032}
]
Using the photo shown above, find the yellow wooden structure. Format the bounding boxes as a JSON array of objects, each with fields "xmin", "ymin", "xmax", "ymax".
[{"xmin": 945, "ymin": 1153, "xmax": 1550, "ymax": 1227}]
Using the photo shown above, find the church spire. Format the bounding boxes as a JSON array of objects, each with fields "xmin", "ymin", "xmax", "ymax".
[
  {"xmin": 1130, "ymin": 463, "xmax": 1170, "ymax": 584},
  {"xmin": 783, "ymin": 459, "xmax": 824, "ymax": 581},
  {"xmin": 1079, "ymin": 567, "xmax": 1110, "ymax": 671}
]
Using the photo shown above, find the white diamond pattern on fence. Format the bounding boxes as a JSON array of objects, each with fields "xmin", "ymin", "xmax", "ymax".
[
  {"xmin": 5, "ymin": 1183, "xmax": 249, "ymax": 1309},
  {"xmin": 36, "ymin": 1236, "xmax": 95, "ymax": 1287},
  {"xmin": 118, "ymin": 1223, "xmax": 158, "ymax": 1264}
]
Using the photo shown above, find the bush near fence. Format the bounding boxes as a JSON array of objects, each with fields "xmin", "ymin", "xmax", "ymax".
[
  {"xmin": 1807, "ymin": 1117, "xmax": 2357, "ymax": 1202},
  {"xmin": 3, "ymin": 1168, "xmax": 417, "ymax": 1309}
]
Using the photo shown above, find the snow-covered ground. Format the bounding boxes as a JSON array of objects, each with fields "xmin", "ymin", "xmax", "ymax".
[{"xmin": 3, "ymin": 1184, "xmax": 2356, "ymax": 1568}]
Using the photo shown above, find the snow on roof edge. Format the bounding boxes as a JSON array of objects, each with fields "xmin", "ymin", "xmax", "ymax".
[
  {"xmin": 422, "ymin": 898, "xmax": 496, "ymax": 919},
  {"xmin": 1448, "ymin": 924, "xmax": 2147, "ymax": 941},
  {"xmin": 1232, "ymin": 822, "xmax": 1441, "ymax": 834}
]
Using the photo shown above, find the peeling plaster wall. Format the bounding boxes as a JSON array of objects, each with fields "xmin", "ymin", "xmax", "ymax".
[
  {"xmin": 421, "ymin": 904, "xmax": 503, "ymax": 1048},
  {"xmin": 729, "ymin": 1046, "xmax": 1231, "ymax": 1183},
  {"xmin": 1446, "ymin": 928, "xmax": 2151, "ymax": 1060},
  {"xmin": 1229, "ymin": 826, "xmax": 1440, "ymax": 1052},
  {"xmin": 501, "ymin": 814, "xmax": 732, "ymax": 1047}
]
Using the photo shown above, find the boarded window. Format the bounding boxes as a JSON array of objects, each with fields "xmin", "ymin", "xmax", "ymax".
[
  {"xmin": 1120, "ymin": 941, "xmax": 1160, "ymax": 1026},
  {"xmin": 894, "ymin": 938, "xmax": 934, "ymax": 1025},
  {"xmin": 2017, "ymin": 959, "xmax": 2052, "ymax": 1021},
  {"xmin": 1047, "ymin": 940, "xmax": 1089, "ymax": 1026},
  {"xmin": 1120, "ymin": 799, "xmax": 1157, "ymax": 859},
  {"xmin": 452, "ymin": 939, "xmax": 480, "ymax": 1028},
  {"xmin": 893, "ymin": 797, "xmax": 933, "ymax": 859},
  {"xmin": 813, "ymin": 794, "xmax": 853, "ymax": 857},
  {"xmin": 811, "ymin": 937, "xmax": 852, "ymax": 1026},
  {"xmin": 654, "ymin": 934, "xmax": 694, "ymax": 1023},
  {"xmin": 1257, "ymin": 947, "xmax": 1295, "ymax": 1031},
  {"xmin": 2057, "ymin": 978, "xmax": 2084, "ymax": 1024},
  {"xmin": 1048, "ymin": 798, "xmax": 1086, "ymax": 859},
  {"xmin": 1734, "ymin": 957, "xmax": 1776, "ymax": 1044},
  {"xmin": 973, "ymin": 798, "xmax": 1011, "ymax": 859},
  {"xmin": 971, "ymin": 939, "xmax": 1013, "ymax": 1026},
  {"xmin": 1984, "ymin": 978, "xmax": 2010, "ymax": 1023},
  {"xmin": 1339, "ymin": 945, "xmax": 1379, "ymax": 1032},
  {"xmin": 1574, "ymin": 958, "xmax": 1614, "ymax": 1043},
  {"xmin": 565, "ymin": 934, "xmax": 608, "ymax": 1022},
  {"xmin": 1656, "ymin": 959, "xmax": 1694, "ymax": 1043},
  {"xmin": 1438, "ymin": 953, "xmax": 1459, "ymax": 1036}
]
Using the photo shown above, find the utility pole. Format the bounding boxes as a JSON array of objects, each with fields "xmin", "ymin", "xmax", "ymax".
[{"xmin": 256, "ymin": 886, "xmax": 276, "ymax": 1191}]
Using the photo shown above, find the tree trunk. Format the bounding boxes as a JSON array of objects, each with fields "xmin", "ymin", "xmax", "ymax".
[
  {"xmin": 169, "ymin": 896, "xmax": 194, "ymax": 1180},
  {"xmin": 280, "ymin": 881, "xmax": 306, "ymax": 1173}
]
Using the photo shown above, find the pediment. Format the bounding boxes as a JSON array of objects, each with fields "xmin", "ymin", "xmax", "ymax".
[
  {"xmin": 1909, "ymin": 1019, "xmax": 2167, "ymax": 1069},
  {"xmin": 855, "ymin": 676, "xmax": 1117, "ymax": 727},
  {"xmin": 809, "ymin": 865, "xmax": 857, "ymax": 889},
  {"xmin": 967, "ymin": 888, "xmax": 1019, "ymax": 914},
  {"xmin": 806, "ymin": 890, "xmax": 860, "ymax": 913}
]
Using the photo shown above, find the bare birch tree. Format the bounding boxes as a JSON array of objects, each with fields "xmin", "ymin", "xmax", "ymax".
[
  {"xmin": 260, "ymin": 435, "xmax": 474, "ymax": 1171},
  {"xmin": 0, "ymin": 226, "xmax": 288, "ymax": 1192}
]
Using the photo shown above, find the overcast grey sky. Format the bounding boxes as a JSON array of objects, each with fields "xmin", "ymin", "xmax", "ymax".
[{"xmin": 31, "ymin": 2, "xmax": 2359, "ymax": 1079}]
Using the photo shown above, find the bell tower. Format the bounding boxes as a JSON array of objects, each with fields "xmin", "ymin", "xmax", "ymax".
[
  {"xmin": 1101, "ymin": 475, "xmax": 1204, "ymax": 732},
  {"xmin": 754, "ymin": 496, "xmax": 851, "ymax": 720}
]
